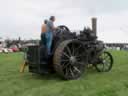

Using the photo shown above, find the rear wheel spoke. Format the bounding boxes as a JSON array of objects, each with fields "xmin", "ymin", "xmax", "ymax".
[
  {"xmin": 71, "ymin": 43, "xmax": 75, "ymax": 55},
  {"xmin": 66, "ymin": 46, "xmax": 72, "ymax": 56},
  {"xmin": 69, "ymin": 66, "xmax": 75, "ymax": 77},
  {"xmin": 76, "ymin": 62, "xmax": 85, "ymax": 66},
  {"xmin": 63, "ymin": 52, "xmax": 70, "ymax": 58},
  {"xmin": 74, "ymin": 45, "xmax": 82, "ymax": 52},
  {"xmin": 62, "ymin": 62, "xmax": 70, "ymax": 69},
  {"xmin": 73, "ymin": 66, "xmax": 81, "ymax": 74},
  {"xmin": 61, "ymin": 59, "xmax": 69, "ymax": 62}
]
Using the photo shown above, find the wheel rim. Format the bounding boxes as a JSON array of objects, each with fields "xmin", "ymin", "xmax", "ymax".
[
  {"xmin": 96, "ymin": 52, "xmax": 113, "ymax": 72},
  {"xmin": 60, "ymin": 42, "xmax": 86, "ymax": 79}
]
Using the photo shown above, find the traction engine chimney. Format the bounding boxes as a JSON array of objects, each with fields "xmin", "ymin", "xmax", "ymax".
[{"xmin": 92, "ymin": 17, "xmax": 97, "ymax": 36}]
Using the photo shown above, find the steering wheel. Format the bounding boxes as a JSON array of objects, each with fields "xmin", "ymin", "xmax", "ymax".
[
  {"xmin": 54, "ymin": 25, "xmax": 70, "ymax": 35},
  {"xmin": 57, "ymin": 25, "xmax": 70, "ymax": 32}
]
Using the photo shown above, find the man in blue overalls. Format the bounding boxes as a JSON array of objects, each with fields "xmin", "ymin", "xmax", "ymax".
[{"xmin": 45, "ymin": 16, "xmax": 56, "ymax": 56}]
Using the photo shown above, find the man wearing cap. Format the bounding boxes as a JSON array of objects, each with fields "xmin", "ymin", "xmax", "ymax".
[{"xmin": 45, "ymin": 16, "xmax": 56, "ymax": 56}]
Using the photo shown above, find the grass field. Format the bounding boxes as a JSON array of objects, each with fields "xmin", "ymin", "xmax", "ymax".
[{"xmin": 0, "ymin": 51, "xmax": 128, "ymax": 96}]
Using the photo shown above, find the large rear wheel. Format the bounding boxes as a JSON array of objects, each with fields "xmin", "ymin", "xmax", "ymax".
[{"xmin": 53, "ymin": 40, "xmax": 87, "ymax": 80}]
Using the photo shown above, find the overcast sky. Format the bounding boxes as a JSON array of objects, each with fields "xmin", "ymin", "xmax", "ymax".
[{"xmin": 0, "ymin": 0, "xmax": 128, "ymax": 42}]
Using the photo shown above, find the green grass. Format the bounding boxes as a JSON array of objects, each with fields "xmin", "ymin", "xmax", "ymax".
[{"xmin": 0, "ymin": 51, "xmax": 128, "ymax": 96}]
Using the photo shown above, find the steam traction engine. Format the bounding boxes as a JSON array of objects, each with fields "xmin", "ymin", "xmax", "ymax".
[{"xmin": 25, "ymin": 18, "xmax": 113, "ymax": 80}]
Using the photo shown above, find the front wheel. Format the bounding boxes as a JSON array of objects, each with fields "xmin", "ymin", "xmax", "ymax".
[{"xmin": 94, "ymin": 51, "xmax": 113, "ymax": 72}]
